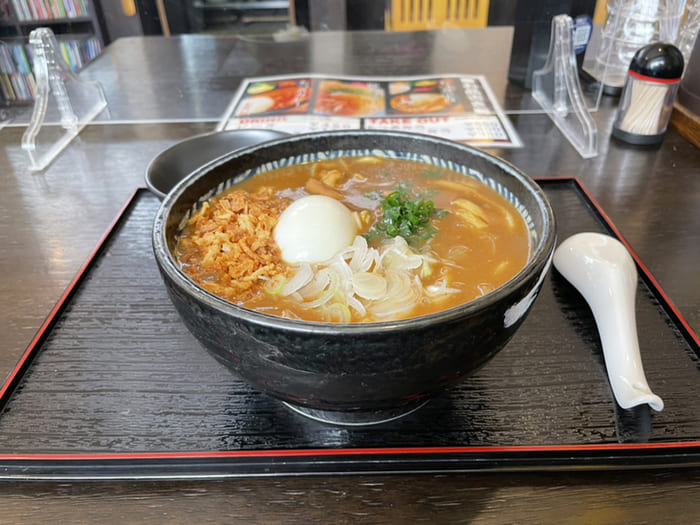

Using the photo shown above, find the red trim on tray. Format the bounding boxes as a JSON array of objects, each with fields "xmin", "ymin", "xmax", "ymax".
[
  {"xmin": 0, "ymin": 188, "xmax": 143, "ymax": 403},
  {"xmin": 1, "ymin": 441, "xmax": 700, "ymax": 462}
]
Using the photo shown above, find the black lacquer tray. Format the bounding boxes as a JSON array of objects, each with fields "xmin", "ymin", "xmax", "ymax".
[{"xmin": 1, "ymin": 179, "xmax": 699, "ymax": 480}]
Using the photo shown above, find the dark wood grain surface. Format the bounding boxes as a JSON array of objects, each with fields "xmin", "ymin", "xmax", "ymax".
[{"xmin": 1, "ymin": 29, "xmax": 700, "ymax": 522}]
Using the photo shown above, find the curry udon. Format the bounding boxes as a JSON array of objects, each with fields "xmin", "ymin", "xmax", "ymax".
[{"xmin": 175, "ymin": 155, "xmax": 531, "ymax": 323}]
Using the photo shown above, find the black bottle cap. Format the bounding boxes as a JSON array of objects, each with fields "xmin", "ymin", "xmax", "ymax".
[{"xmin": 629, "ymin": 42, "xmax": 684, "ymax": 80}]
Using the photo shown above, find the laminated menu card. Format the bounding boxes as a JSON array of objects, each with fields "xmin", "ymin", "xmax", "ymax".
[{"xmin": 219, "ymin": 74, "xmax": 522, "ymax": 148}]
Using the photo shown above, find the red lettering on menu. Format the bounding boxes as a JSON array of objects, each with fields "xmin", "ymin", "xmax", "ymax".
[
  {"xmin": 416, "ymin": 117, "xmax": 449, "ymax": 124},
  {"xmin": 239, "ymin": 117, "xmax": 287, "ymax": 124},
  {"xmin": 368, "ymin": 118, "xmax": 413, "ymax": 125}
]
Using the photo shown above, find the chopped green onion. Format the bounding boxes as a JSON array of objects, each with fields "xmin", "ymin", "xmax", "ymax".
[
  {"xmin": 365, "ymin": 188, "xmax": 447, "ymax": 246},
  {"xmin": 326, "ymin": 302, "xmax": 352, "ymax": 323},
  {"xmin": 262, "ymin": 274, "xmax": 286, "ymax": 295}
]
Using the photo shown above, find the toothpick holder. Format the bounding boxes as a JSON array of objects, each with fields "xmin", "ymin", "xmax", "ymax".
[{"xmin": 612, "ymin": 42, "xmax": 684, "ymax": 146}]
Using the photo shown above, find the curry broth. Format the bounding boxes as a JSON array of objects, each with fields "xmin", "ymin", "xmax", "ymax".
[{"xmin": 177, "ymin": 156, "xmax": 531, "ymax": 322}]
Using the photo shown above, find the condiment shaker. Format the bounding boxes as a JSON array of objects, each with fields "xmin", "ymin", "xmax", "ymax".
[{"xmin": 612, "ymin": 42, "xmax": 684, "ymax": 145}]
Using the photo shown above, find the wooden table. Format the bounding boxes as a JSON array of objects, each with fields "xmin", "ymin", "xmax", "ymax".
[{"xmin": 1, "ymin": 28, "xmax": 700, "ymax": 522}]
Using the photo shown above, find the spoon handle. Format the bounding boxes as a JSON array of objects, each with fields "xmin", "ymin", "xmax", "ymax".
[{"xmin": 553, "ymin": 233, "xmax": 664, "ymax": 411}]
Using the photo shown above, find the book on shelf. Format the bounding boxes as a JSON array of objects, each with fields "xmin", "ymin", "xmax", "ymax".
[
  {"xmin": 5, "ymin": 0, "xmax": 88, "ymax": 21},
  {"xmin": 0, "ymin": 34, "xmax": 100, "ymax": 103},
  {"xmin": 0, "ymin": 0, "xmax": 11, "ymax": 20}
]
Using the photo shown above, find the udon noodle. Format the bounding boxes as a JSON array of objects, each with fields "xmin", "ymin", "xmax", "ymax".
[{"xmin": 175, "ymin": 156, "xmax": 531, "ymax": 323}]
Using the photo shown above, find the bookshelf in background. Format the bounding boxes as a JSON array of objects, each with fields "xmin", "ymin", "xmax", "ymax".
[{"xmin": 0, "ymin": 0, "xmax": 103, "ymax": 105}]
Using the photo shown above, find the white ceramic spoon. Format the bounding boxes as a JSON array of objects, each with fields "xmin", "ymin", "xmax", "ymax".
[{"xmin": 553, "ymin": 232, "xmax": 664, "ymax": 411}]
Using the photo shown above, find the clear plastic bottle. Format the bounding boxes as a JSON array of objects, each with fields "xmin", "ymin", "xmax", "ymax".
[
  {"xmin": 679, "ymin": 28, "xmax": 700, "ymax": 113},
  {"xmin": 594, "ymin": 0, "xmax": 686, "ymax": 92},
  {"xmin": 676, "ymin": 0, "xmax": 700, "ymax": 66}
]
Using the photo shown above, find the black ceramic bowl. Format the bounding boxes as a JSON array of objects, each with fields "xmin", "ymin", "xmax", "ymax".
[
  {"xmin": 145, "ymin": 129, "xmax": 289, "ymax": 199},
  {"xmin": 152, "ymin": 130, "xmax": 556, "ymax": 425}
]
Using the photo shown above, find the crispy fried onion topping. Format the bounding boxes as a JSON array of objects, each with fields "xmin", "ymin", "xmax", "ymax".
[{"xmin": 176, "ymin": 189, "xmax": 291, "ymax": 302}]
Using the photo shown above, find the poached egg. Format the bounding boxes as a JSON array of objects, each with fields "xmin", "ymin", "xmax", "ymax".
[{"xmin": 274, "ymin": 195, "xmax": 357, "ymax": 264}]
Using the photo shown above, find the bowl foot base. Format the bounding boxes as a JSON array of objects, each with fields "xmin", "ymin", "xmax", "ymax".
[{"xmin": 282, "ymin": 400, "xmax": 430, "ymax": 426}]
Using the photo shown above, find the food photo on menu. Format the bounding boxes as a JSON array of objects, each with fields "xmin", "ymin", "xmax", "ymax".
[
  {"xmin": 234, "ymin": 78, "xmax": 313, "ymax": 117},
  {"xmin": 233, "ymin": 77, "xmax": 472, "ymax": 119},
  {"xmin": 387, "ymin": 78, "xmax": 467, "ymax": 115},
  {"xmin": 312, "ymin": 79, "xmax": 386, "ymax": 116},
  {"xmin": 222, "ymin": 74, "xmax": 522, "ymax": 148}
]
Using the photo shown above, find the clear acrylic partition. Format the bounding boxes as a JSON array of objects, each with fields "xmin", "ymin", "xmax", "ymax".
[
  {"xmin": 8, "ymin": 4, "xmax": 698, "ymax": 164},
  {"xmin": 215, "ymin": 17, "xmax": 606, "ymax": 158},
  {"xmin": 533, "ymin": 15, "xmax": 598, "ymax": 159},
  {"xmin": 20, "ymin": 28, "xmax": 107, "ymax": 172}
]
